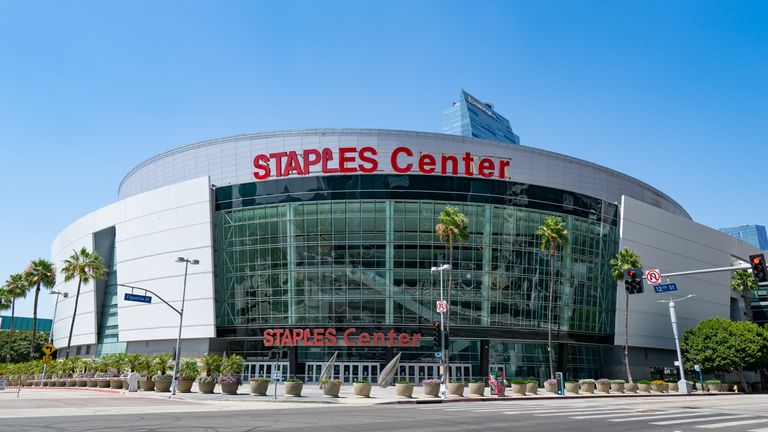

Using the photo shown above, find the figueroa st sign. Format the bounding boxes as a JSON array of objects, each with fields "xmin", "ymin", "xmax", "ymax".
[
  {"xmin": 253, "ymin": 146, "xmax": 511, "ymax": 180},
  {"xmin": 263, "ymin": 328, "xmax": 422, "ymax": 347}
]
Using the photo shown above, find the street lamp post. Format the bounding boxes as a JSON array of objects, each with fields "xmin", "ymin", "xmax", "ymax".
[
  {"xmin": 41, "ymin": 290, "xmax": 68, "ymax": 379},
  {"xmin": 171, "ymin": 257, "xmax": 199, "ymax": 396},
  {"xmin": 658, "ymin": 294, "xmax": 696, "ymax": 394},
  {"xmin": 431, "ymin": 264, "xmax": 450, "ymax": 398}
]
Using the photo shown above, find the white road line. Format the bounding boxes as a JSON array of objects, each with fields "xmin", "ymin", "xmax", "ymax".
[
  {"xmin": 696, "ymin": 419, "xmax": 768, "ymax": 429},
  {"xmin": 651, "ymin": 414, "xmax": 753, "ymax": 426},
  {"xmin": 570, "ymin": 410, "xmax": 683, "ymax": 419},
  {"xmin": 534, "ymin": 409, "xmax": 633, "ymax": 416},
  {"xmin": 748, "ymin": 428, "xmax": 768, "ymax": 432},
  {"xmin": 502, "ymin": 407, "xmax": 631, "ymax": 415},
  {"xmin": 609, "ymin": 412, "xmax": 713, "ymax": 422}
]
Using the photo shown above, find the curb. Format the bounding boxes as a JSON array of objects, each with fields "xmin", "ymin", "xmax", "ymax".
[
  {"xmin": 19, "ymin": 387, "xmax": 122, "ymax": 395},
  {"xmin": 381, "ymin": 391, "xmax": 743, "ymax": 405}
]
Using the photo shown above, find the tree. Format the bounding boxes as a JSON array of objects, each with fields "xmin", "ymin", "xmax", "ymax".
[
  {"xmin": 535, "ymin": 215, "xmax": 569, "ymax": 380},
  {"xmin": 61, "ymin": 247, "xmax": 107, "ymax": 359},
  {"xmin": 435, "ymin": 206, "xmax": 469, "ymax": 385},
  {"xmin": 24, "ymin": 259, "xmax": 56, "ymax": 361},
  {"xmin": 0, "ymin": 330, "xmax": 50, "ymax": 363},
  {"xmin": 731, "ymin": 269, "xmax": 759, "ymax": 323},
  {"xmin": 681, "ymin": 317, "xmax": 768, "ymax": 392},
  {"xmin": 2, "ymin": 273, "xmax": 29, "ymax": 362},
  {"xmin": 609, "ymin": 247, "xmax": 643, "ymax": 384}
]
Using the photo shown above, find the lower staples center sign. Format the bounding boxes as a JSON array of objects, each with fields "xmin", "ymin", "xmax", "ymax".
[{"xmin": 124, "ymin": 293, "xmax": 152, "ymax": 304}]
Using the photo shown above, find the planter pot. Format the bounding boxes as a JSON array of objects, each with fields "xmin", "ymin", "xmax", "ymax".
[
  {"xmin": 395, "ymin": 383, "xmax": 414, "ymax": 398},
  {"xmin": 596, "ymin": 383, "xmax": 610, "ymax": 393},
  {"xmin": 580, "ymin": 383, "xmax": 595, "ymax": 394},
  {"xmin": 610, "ymin": 383, "xmax": 625, "ymax": 393},
  {"xmin": 447, "ymin": 383, "xmax": 464, "ymax": 397},
  {"xmin": 197, "ymin": 380, "xmax": 215, "ymax": 394},
  {"xmin": 19, "ymin": 378, "xmax": 29, "ymax": 386},
  {"xmin": 721, "ymin": 383, "xmax": 730, "ymax": 392},
  {"xmin": 323, "ymin": 381, "xmax": 341, "ymax": 397},
  {"xmin": 56, "ymin": 380, "xmax": 67, "ymax": 387},
  {"xmin": 651, "ymin": 383, "xmax": 664, "ymax": 393},
  {"xmin": 544, "ymin": 382, "xmax": 557, "ymax": 394},
  {"xmin": 668, "ymin": 382, "xmax": 678, "ymax": 392},
  {"xmin": 177, "ymin": 379, "xmax": 194, "ymax": 393},
  {"xmin": 87, "ymin": 379, "xmax": 97, "ymax": 387},
  {"xmin": 140, "ymin": 378, "xmax": 155, "ymax": 391},
  {"xmin": 469, "ymin": 382, "xmax": 485, "ymax": 396},
  {"xmin": 220, "ymin": 382, "xmax": 239, "ymax": 395},
  {"xmin": 750, "ymin": 382, "xmax": 763, "ymax": 393},
  {"xmin": 353, "ymin": 382, "xmax": 372, "ymax": 397},
  {"xmin": 66, "ymin": 379, "xmax": 77, "ymax": 387},
  {"xmin": 638, "ymin": 383, "xmax": 651, "ymax": 393},
  {"xmin": 154, "ymin": 380, "xmax": 172, "ymax": 392},
  {"xmin": 565, "ymin": 382, "xmax": 580, "ymax": 394},
  {"xmin": 284, "ymin": 382, "xmax": 303, "ymax": 397},
  {"xmin": 625, "ymin": 383, "xmax": 638, "ymax": 393},
  {"xmin": 123, "ymin": 379, "xmax": 129, "ymax": 390},
  {"xmin": 707, "ymin": 383, "xmax": 720, "ymax": 392},
  {"xmin": 526, "ymin": 382, "xmax": 538, "ymax": 395},
  {"xmin": 77, "ymin": 379, "xmax": 87, "ymax": 387},
  {"xmin": 423, "ymin": 382, "xmax": 440, "ymax": 397},
  {"xmin": 110, "ymin": 379, "xmax": 123, "ymax": 389},
  {"xmin": 250, "ymin": 380, "xmax": 270, "ymax": 396},
  {"xmin": 511, "ymin": 383, "xmax": 526, "ymax": 395},
  {"xmin": 663, "ymin": 383, "xmax": 670, "ymax": 393},
  {"xmin": 97, "ymin": 379, "xmax": 110, "ymax": 388}
]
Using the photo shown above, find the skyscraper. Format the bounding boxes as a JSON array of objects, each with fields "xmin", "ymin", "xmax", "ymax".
[
  {"xmin": 442, "ymin": 90, "xmax": 520, "ymax": 144},
  {"xmin": 719, "ymin": 225, "xmax": 768, "ymax": 250}
]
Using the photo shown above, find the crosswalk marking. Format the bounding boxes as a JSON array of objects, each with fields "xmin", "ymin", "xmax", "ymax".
[
  {"xmin": 651, "ymin": 414, "xmax": 753, "ymax": 425},
  {"xmin": 748, "ymin": 428, "xmax": 768, "ymax": 432},
  {"xmin": 502, "ymin": 407, "xmax": 629, "ymax": 415},
  {"xmin": 535, "ymin": 409, "xmax": 632, "ymax": 417},
  {"xmin": 609, "ymin": 412, "xmax": 713, "ymax": 422},
  {"xmin": 696, "ymin": 419, "xmax": 768, "ymax": 429},
  {"xmin": 570, "ymin": 410, "xmax": 683, "ymax": 419}
]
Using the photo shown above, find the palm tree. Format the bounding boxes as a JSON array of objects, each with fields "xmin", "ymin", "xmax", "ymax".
[
  {"xmin": 61, "ymin": 247, "xmax": 107, "ymax": 359},
  {"xmin": 435, "ymin": 206, "xmax": 469, "ymax": 384},
  {"xmin": 2, "ymin": 273, "xmax": 28, "ymax": 362},
  {"xmin": 731, "ymin": 269, "xmax": 758, "ymax": 322},
  {"xmin": 609, "ymin": 247, "xmax": 643, "ymax": 384},
  {"xmin": 536, "ymin": 215, "xmax": 569, "ymax": 380},
  {"xmin": 24, "ymin": 260, "xmax": 56, "ymax": 361}
]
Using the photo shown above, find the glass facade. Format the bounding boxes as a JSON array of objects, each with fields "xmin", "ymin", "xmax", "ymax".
[
  {"xmin": 719, "ymin": 224, "xmax": 768, "ymax": 326},
  {"xmin": 213, "ymin": 174, "xmax": 618, "ymax": 380},
  {"xmin": 442, "ymin": 89, "xmax": 521, "ymax": 144}
]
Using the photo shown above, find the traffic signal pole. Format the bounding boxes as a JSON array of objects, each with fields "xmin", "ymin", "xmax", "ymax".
[{"xmin": 660, "ymin": 264, "xmax": 750, "ymax": 278}]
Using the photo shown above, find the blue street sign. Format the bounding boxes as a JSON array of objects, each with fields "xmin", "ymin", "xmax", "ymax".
[
  {"xmin": 653, "ymin": 283, "xmax": 678, "ymax": 294},
  {"xmin": 434, "ymin": 352, "xmax": 443, "ymax": 358},
  {"xmin": 124, "ymin": 293, "xmax": 152, "ymax": 304}
]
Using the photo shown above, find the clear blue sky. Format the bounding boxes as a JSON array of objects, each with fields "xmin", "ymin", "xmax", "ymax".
[{"xmin": 1, "ymin": 0, "xmax": 766, "ymax": 319}]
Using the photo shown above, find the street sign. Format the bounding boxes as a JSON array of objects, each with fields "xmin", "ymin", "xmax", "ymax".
[
  {"xmin": 124, "ymin": 293, "xmax": 152, "ymax": 304},
  {"xmin": 41, "ymin": 342, "xmax": 56, "ymax": 356},
  {"xmin": 436, "ymin": 300, "xmax": 447, "ymax": 313},
  {"xmin": 271, "ymin": 370, "xmax": 282, "ymax": 381},
  {"xmin": 0, "ymin": 379, "xmax": 5, "ymax": 391},
  {"xmin": 434, "ymin": 351, "xmax": 442, "ymax": 358},
  {"xmin": 645, "ymin": 269, "xmax": 661, "ymax": 284},
  {"xmin": 694, "ymin": 364, "xmax": 702, "ymax": 372},
  {"xmin": 42, "ymin": 355, "xmax": 52, "ymax": 364},
  {"xmin": 653, "ymin": 283, "xmax": 678, "ymax": 294}
]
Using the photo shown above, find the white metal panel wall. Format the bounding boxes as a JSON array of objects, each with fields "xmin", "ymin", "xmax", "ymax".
[
  {"xmin": 616, "ymin": 196, "xmax": 760, "ymax": 350},
  {"xmin": 50, "ymin": 176, "xmax": 215, "ymax": 348}
]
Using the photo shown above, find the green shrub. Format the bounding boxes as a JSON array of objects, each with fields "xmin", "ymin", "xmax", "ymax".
[
  {"xmin": 565, "ymin": 380, "xmax": 579, "ymax": 384},
  {"xmin": 472, "ymin": 379, "xmax": 486, "ymax": 384},
  {"xmin": 353, "ymin": 379, "xmax": 370, "ymax": 384},
  {"xmin": 637, "ymin": 379, "xmax": 651, "ymax": 384},
  {"xmin": 510, "ymin": 379, "xmax": 528, "ymax": 385},
  {"xmin": 396, "ymin": 380, "xmax": 413, "ymax": 385},
  {"xmin": 250, "ymin": 377, "xmax": 271, "ymax": 383},
  {"xmin": 321, "ymin": 379, "xmax": 341, "ymax": 384},
  {"xmin": 611, "ymin": 379, "xmax": 625, "ymax": 384},
  {"xmin": 705, "ymin": 379, "xmax": 721, "ymax": 384},
  {"xmin": 285, "ymin": 377, "xmax": 303, "ymax": 383},
  {"xmin": 579, "ymin": 379, "xmax": 595, "ymax": 384}
]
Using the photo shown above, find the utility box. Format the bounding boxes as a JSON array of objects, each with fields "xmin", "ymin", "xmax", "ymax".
[{"xmin": 555, "ymin": 371, "xmax": 564, "ymax": 396}]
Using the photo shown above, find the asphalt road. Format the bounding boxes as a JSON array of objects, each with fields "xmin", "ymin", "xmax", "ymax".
[{"xmin": 3, "ymin": 395, "xmax": 768, "ymax": 432}]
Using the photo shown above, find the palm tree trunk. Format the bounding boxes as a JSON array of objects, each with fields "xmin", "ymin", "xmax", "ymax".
[
  {"xmin": 65, "ymin": 278, "xmax": 83, "ymax": 359},
  {"xmin": 445, "ymin": 235, "xmax": 453, "ymax": 385},
  {"xmin": 29, "ymin": 283, "xmax": 41, "ymax": 361},
  {"xmin": 7, "ymin": 299, "xmax": 15, "ymax": 363},
  {"xmin": 547, "ymin": 241, "xmax": 555, "ymax": 380},
  {"xmin": 744, "ymin": 289, "xmax": 753, "ymax": 323},
  {"xmin": 624, "ymin": 292, "xmax": 633, "ymax": 383}
]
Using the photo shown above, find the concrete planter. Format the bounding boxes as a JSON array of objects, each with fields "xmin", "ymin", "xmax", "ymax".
[
  {"xmin": 721, "ymin": 383, "xmax": 730, "ymax": 392},
  {"xmin": 469, "ymin": 382, "xmax": 485, "ymax": 396},
  {"xmin": 87, "ymin": 379, "xmax": 98, "ymax": 387},
  {"xmin": 663, "ymin": 383, "xmax": 670, "ymax": 393},
  {"xmin": 422, "ymin": 382, "xmax": 440, "ymax": 397},
  {"xmin": 177, "ymin": 378, "xmax": 194, "ymax": 393},
  {"xmin": 610, "ymin": 383, "xmax": 625, "ymax": 393},
  {"xmin": 526, "ymin": 382, "xmax": 538, "ymax": 395},
  {"xmin": 97, "ymin": 379, "xmax": 110, "ymax": 388},
  {"xmin": 651, "ymin": 383, "xmax": 665, "ymax": 393},
  {"xmin": 123, "ymin": 379, "xmax": 129, "ymax": 390},
  {"xmin": 284, "ymin": 382, "xmax": 303, "ymax": 397},
  {"xmin": 66, "ymin": 379, "xmax": 77, "ymax": 387},
  {"xmin": 707, "ymin": 383, "xmax": 720, "ymax": 392},
  {"xmin": 220, "ymin": 382, "xmax": 239, "ymax": 395},
  {"xmin": 565, "ymin": 382, "xmax": 580, "ymax": 394},
  {"xmin": 637, "ymin": 383, "xmax": 651, "ymax": 393},
  {"xmin": 250, "ymin": 380, "xmax": 270, "ymax": 396},
  {"xmin": 580, "ymin": 383, "xmax": 595, "ymax": 394},
  {"xmin": 668, "ymin": 382, "xmax": 678, "ymax": 392},
  {"xmin": 197, "ymin": 380, "xmax": 215, "ymax": 394},
  {"xmin": 511, "ymin": 383, "xmax": 526, "ymax": 396},
  {"xmin": 447, "ymin": 383, "xmax": 464, "ymax": 397},
  {"xmin": 353, "ymin": 382, "xmax": 371, "ymax": 397},
  {"xmin": 154, "ymin": 379, "xmax": 172, "ymax": 392},
  {"xmin": 544, "ymin": 382, "xmax": 557, "ymax": 393},
  {"xmin": 109, "ymin": 379, "xmax": 123, "ymax": 389},
  {"xmin": 56, "ymin": 380, "xmax": 67, "ymax": 387},
  {"xmin": 323, "ymin": 381, "xmax": 341, "ymax": 397},
  {"xmin": 596, "ymin": 383, "xmax": 610, "ymax": 393},
  {"xmin": 140, "ymin": 378, "xmax": 155, "ymax": 391},
  {"xmin": 624, "ymin": 383, "xmax": 637, "ymax": 393},
  {"xmin": 395, "ymin": 383, "xmax": 414, "ymax": 398}
]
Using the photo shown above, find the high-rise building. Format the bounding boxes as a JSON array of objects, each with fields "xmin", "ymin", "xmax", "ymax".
[
  {"xmin": 719, "ymin": 225, "xmax": 768, "ymax": 250},
  {"xmin": 442, "ymin": 89, "xmax": 520, "ymax": 144}
]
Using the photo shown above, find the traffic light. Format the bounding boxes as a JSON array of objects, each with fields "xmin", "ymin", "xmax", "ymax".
[
  {"xmin": 623, "ymin": 268, "xmax": 644, "ymax": 294},
  {"xmin": 444, "ymin": 332, "xmax": 451, "ymax": 348},
  {"xmin": 432, "ymin": 322, "xmax": 440, "ymax": 351},
  {"xmin": 749, "ymin": 254, "xmax": 768, "ymax": 284}
]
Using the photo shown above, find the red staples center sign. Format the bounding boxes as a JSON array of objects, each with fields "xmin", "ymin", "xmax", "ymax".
[
  {"xmin": 253, "ymin": 146, "xmax": 511, "ymax": 180},
  {"xmin": 263, "ymin": 328, "xmax": 421, "ymax": 347}
]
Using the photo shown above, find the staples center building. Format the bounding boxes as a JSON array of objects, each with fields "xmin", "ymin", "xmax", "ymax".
[{"xmin": 51, "ymin": 103, "xmax": 759, "ymax": 383}]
